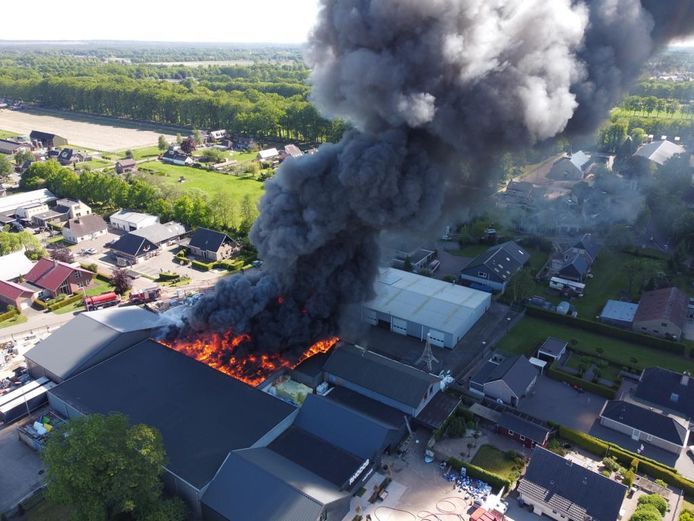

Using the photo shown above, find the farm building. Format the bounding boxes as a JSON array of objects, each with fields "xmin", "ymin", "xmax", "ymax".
[
  {"xmin": 115, "ymin": 158, "xmax": 137, "ymax": 174},
  {"xmin": 362, "ymin": 268, "xmax": 491, "ymax": 348},
  {"xmin": 109, "ymin": 209, "xmax": 159, "ymax": 231},
  {"xmin": 633, "ymin": 287, "xmax": 688, "ymax": 340},
  {"xmin": 0, "ymin": 139, "xmax": 30, "ymax": 155},
  {"xmin": 599, "ymin": 400, "xmax": 689, "ymax": 455},
  {"xmin": 518, "ymin": 447, "xmax": 626, "ymax": 521},
  {"xmin": 62, "ymin": 214, "xmax": 108, "ymax": 244},
  {"xmin": 599, "ymin": 300, "xmax": 639, "ymax": 328},
  {"xmin": 24, "ymin": 307, "xmax": 159, "ymax": 383},
  {"xmin": 47, "ymin": 339, "xmax": 296, "ymax": 516},
  {"xmin": 459, "ymin": 241, "xmax": 529, "ymax": 293},
  {"xmin": 30, "ymin": 130, "xmax": 68, "ymax": 148},
  {"xmin": 634, "ymin": 139, "xmax": 686, "ymax": 166}
]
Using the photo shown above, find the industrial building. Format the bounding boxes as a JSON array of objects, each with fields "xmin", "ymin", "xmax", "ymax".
[
  {"xmin": 362, "ymin": 268, "xmax": 491, "ymax": 348},
  {"xmin": 25, "ymin": 307, "xmax": 160, "ymax": 382}
]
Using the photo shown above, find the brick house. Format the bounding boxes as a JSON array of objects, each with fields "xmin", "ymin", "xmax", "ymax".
[{"xmin": 24, "ymin": 258, "xmax": 95, "ymax": 299}]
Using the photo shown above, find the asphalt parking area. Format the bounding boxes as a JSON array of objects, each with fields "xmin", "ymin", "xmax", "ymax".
[{"xmin": 0, "ymin": 419, "xmax": 45, "ymax": 513}]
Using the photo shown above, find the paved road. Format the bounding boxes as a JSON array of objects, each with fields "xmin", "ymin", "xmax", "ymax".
[{"xmin": 0, "ymin": 311, "xmax": 75, "ymax": 344}]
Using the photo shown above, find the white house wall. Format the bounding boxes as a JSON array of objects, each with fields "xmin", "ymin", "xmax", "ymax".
[{"xmin": 599, "ymin": 416, "xmax": 684, "ymax": 454}]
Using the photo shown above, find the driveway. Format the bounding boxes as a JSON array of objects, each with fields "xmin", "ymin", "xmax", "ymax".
[
  {"xmin": 0, "ymin": 418, "xmax": 46, "ymax": 514},
  {"xmin": 517, "ymin": 375, "xmax": 606, "ymax": 432},
  {"xmin": 436, "ymin": 251, "xmax": 471, "ymax": 280}
]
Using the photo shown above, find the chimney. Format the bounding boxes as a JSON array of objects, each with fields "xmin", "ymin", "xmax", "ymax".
[{"xmin": 681, "ymin": 371, "xmax": 690, "ymax": 387}]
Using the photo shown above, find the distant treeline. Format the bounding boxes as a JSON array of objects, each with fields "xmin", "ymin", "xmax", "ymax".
[{"xmin": 0, "ymin": 54, "xmax": 344, "ymax": 143}]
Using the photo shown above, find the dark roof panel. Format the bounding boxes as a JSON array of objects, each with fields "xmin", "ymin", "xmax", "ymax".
[
  {"xmin": 109, "ymin": 234, "xmax": 158, "ymax": 257},
  {"xmin": 520, "ymin": 447, "xmax": 626, "ymax": 521},
  {"xmin": 634, "ymin": 287, "xmax": 688, "ymax": 330},
  {"xmin": 188, "ymin": 227, "xmax": 233, "ymax": 252},
  {"xmin": 601, "ymin": 400, "xmax": 687, "ymax": 445},
  {"xmin": 634, "ymin": 367, "xmax": 694, "ymax": 419},
  {"xmin": 497, "ymin": 413, "xmax": 551, "ymax": 443},
  {"xmin": 49, "ymin": 340, "xmax": 295, "ymax": 488}
]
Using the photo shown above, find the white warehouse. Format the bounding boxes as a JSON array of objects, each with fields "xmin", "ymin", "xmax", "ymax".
[{"xmin": 362, "ymin": 269, "xmax": 491, "ymax": 348}]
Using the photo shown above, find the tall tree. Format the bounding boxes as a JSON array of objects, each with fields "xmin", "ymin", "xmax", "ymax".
[
  {"xmin": 157, "ymin": 135, "xmax": 168, "ymax": 152},
  {"xmin": 111, "ymin": 268, "xmax": 132, "ymax": 295},
  {"xmin": 42, "ymin": 413, "xmax": 186, "ymax": 521},
  {"xmin": 0, "ymin": 154, "xmax": 13, "ymax": 182}
]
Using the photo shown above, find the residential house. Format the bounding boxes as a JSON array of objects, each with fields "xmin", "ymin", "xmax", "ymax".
[
  {"xmin": 57, "ymin": 148, "xmax": 85, "ymax": 166},
  {"xmin": 549, "ymin": 234, "xmax": 601, "ymax": 283},
  {"xmin": 536, "ymin": 337, "xmax": 567, "ymax": 363},
  {"xmin": 459, "ymin": 241, "xmax": 530, "ymax": 293},
  {"xmin": 62, "ymin": 214, "xmax": 108, "ymax": 244},
  {"xmin": 257, "ymin": 148, "xmax": 279, "ymax": 163},
  {"xmin": 496, "ymin": 412, "xmax": 551, "ymax": 449},
  {"xmin": 162, "ymin": 149, "xmax": 193, "ymax": 166},
  {"xmin": 469, "ymin": 355, "xmax": 538, "ymax": 406},
  {"xmin": 109, "ymin": 234, "xmax": 160, "ymax": 266},
  {"xmin": 109, "ymin": 210, "xmax": 159, "ymax": 231},
  {"xmin": 392, "ymin": 247, "xmax": 436, "ymax": 273},
  {"xmin": 55, "ymin": 199, "xmax": 92, "ymax": 220},
  {"xmin": 634, "ymin": 139, "xmax": 686, "ymax": 166},
  {"xmin": 599, "ymin": 300, "xmax": 639, "ymax": 329},
  {"xmin": 281, "ymin": 144, "xmax": 303, "ymax": 160},
  {"xmin": 30, "ymin": 131, "xmax": 68, "ymax": 148},
  {"xmin": 548, "ymin": 151, "xmax": 591, "ymax": 180},
  {"xmin": 187, "ymin": 228, "xmax": 239, "ymax": 261},
  {"xmin": 131, "ymin": 222, "xmax": 187, "ymax": 248},
  {"xmin": 0, "ymin": 279, "xmax": 39, "ymax": 311},
  {"xmin": 115, "ymin": 158, "xmax": 137, "ymax": 174},
  {"xmin": 599, "ymin": 400, "xmax": 689, "ymax": 455},
  {"xmin": 0, "ymin": 250, "xmax": 35, "ymax": 282},
  {"xmin": 518, "ymin": 447, "xmax": 626, "ymax": 521},
  {"xmin": 24, "ymin": 258, "xmax": 94, "ymax": 299},
  {"xmin": 634, "ymin": 368, "xmax": 694, "ymax": 420},
  {"xmin": 0, "ymin": 139, "xmax": 31, "ymax": 155},
  {"xmin": 632, "ymin": 287, "xmax": 688, "ymax": 340}
]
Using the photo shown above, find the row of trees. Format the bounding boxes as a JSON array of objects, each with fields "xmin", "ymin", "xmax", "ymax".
[
  {"xmin": 631, "ymin": 79, "xmax": 694, "ymax": 102},
  {"xmin": 21, "ymin": 161, "xmax": 258, "ymax": 234},
  {"xmin": 620, "ymin": 95, "xmax": 688, "ymax": 118}
]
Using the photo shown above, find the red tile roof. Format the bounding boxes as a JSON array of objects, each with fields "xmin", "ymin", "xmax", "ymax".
[
  {"xmin": 634, "ymin": 287, "xmax": 688, "ymax": 329},
  {"xmin": 25, "ymin": 258, "xmax": 93, "ymax": 292},
  {"xmin": 0, "ymin": 279, "xmax": 35, "ymax": 300}
]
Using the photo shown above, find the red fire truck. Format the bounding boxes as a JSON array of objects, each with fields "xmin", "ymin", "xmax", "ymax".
[
  {"xmin": 129, "ymin": 287, "xmax": 162, "ymax": 305},
  {"xmin": 83, "ymin": 292, "xmax": 120, "ymax": 311}
]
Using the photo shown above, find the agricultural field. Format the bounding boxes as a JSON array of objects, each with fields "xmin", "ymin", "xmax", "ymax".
[
  {"xmin": 137, "ymin": 160, "xmax": 265, "ymax": 205},
  {"xmin": 498, "ymin": 316, "xmax": 694, "ymax": 374},
  {"xmin": 0, "ymin": 109, "xmax": 176, "ymax": 152}
]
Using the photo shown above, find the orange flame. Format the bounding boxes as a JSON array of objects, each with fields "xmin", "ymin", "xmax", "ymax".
[{"xmin": 160, "ymin": 332, "xmax": 338, "ymax": 387}]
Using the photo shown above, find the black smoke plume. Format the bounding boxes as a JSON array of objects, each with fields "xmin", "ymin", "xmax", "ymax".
[{"xmin": 184, "ymin": 0, "xmax": 694, "ymax": 358}]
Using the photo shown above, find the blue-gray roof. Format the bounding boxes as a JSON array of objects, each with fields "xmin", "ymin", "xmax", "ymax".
[
  {"xmin": 600, "ymin": 300, "xmax": 639, "ymax": 324},
  {"xmin": 471, "ymin": 356, "xmax": 537, "ymax": 397},
  {"xmin": 498, "ymin": 412, "xmax": 551, "ymax": 443},
  {"xmin": 601, "ymin": 400, "xmax": 688, "ymax": 445},
  {"xmin": 202, "ymin": 448, "xmax": 347, "ymax": 521},
  {"xmin": 635, "ymin": 367, "xmax": 694, "ymax": 419}
]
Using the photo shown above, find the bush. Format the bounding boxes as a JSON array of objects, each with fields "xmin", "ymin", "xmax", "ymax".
[
  {"xmin": 47, "ymin": 293, "xmax": 83, "ymax": 311},
  {"xmin": 83, "ymin": 263, "xmax": 98, "ymax": 273},
  {"xmin": 0, "ymin": 306, "xmax": 19, "ymax": 322},
  {"xmin": 157, "ymin": 271, "xmax": 181, "ymax": 281},
  {"xmin": 632, "ymin": 504, "xmax": 664, "ymax": 521},
  {"xmin": 603, "ymin": 457, "xmax": 622, "ymax": 473},
  {"xmin": 547, "ymin": 364, "xmax": 617, "ymax": 398},
  {"xmin": 623, "ymin": 469, "xmax": 635, "ymax": 487},
  {"xmin": 638, "ymin": 495, "xmax": 668, "ymax": 516},
  {"xmin": 447, "ymin": 457, "xmax": 512, "ymax": 492},
  {"xmin": 525, "ymin": 306, "xmax": 686, "ymax": 355},
  {"xmin": 191, "ymin": 260, "xmax": 212, "ymax": 271}
]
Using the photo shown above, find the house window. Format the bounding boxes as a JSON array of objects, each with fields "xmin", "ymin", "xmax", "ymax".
[
  {"xmin": 519, "ymin": 435, "xmax": 526, "ymax": 441},
  {"xmin": 508, "ymin": 430, "xmax": 514, "ymax": 436},
  {"xmin": 477, "ymin": 271, "xmax": 489, "ymax": 279}
]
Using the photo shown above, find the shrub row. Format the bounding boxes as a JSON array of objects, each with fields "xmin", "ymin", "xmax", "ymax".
[
  {"xmin": 0, "ymin": 307, "xmax": 19, "ymax": 322},
  {"xmin": 192, "ymin": 260, "xmax": 212, "ymax": 271},
  {"xmin": 526, "ymin": 306, "xmax": 686, "ymax": 355},
  {"xmin": 157, "ymin": 272, "xmax": 181, "ymax": 281},
  {"xmin": 447, "ymin": 457, "xmax": 512, "ymax": 492},
  {"xmin": 47, "ymin": 293, "xmax": 83, "ymax": 311},
  {"xmin": 558, "ymin": 426, "xmax": 694, "ymax": 496},
  {"xmin": 546, "ymin": 364, "xmax": 617, "ymax": 399}
]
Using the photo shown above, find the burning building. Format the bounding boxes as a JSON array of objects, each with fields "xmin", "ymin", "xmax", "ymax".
[{"xmin": 177, "ymin": 0, "xmax": 694, "ymax": 369}]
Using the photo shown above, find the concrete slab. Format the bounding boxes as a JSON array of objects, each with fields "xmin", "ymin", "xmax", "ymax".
[{"xmin": 0, "ymin": 417, "xmax": 46, "ymax": 513}]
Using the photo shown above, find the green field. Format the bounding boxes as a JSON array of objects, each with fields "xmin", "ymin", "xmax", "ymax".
[
  {"xmin": 470, "ymin": 445, "xmax": 523, "ymax": 483},
  {"xmin": 612, "ymin": 107, "xmax": 693, "ymax": 121},
  {"xmin": 0, "ymin": 128, "xmax": 19, "ymax": 139},
  {"xmin": 499, "ymin": 316, "xmax": 694, "ymax": 373},
  {"xmin": 76, "ymin": 158, "xmax": 112, "ymax": 170},
  {"xmin": 125, "ymin": 145, "xmax": 161, "ymax": 160},
  {"xmin": 138, "ymin": 160, "xmax": 265, "ymax": 204}
]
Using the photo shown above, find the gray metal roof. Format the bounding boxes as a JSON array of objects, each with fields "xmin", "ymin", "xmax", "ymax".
[
  {"xmin": 601, "ymin": 400, "xmax": 688, "ymax": 445},
  {"xmin": 634, "ymin": 367, "xmax": 694, "ymax": 419},
  {"xmin": 520, "ymin": 447, "xmax": 626, "ymax": 521},
  {"xmin": 202, "ymin": 448, "xmax": 347, "ymax": 521},
  {"xmin": 634, "ymin": 140, "xmax": 685, "ymax": 165},
  {"xmin": 48, "ymin": 340, "xmax": 295, "ymax": 488},
  {"xmin": 461, "ymin": 241, "xmax": 530, "ymax": 283},
  {"xmin": 24, "ymin": 308, "xmax": 160, "ymax": 380},
  {"xmin": 294, "ymin": 394, "xmax": 392, "ymax": 460},
  {"xmin": 325, "ymin": 386, "xmax": 406, "ymax": 429},
  {"xmin": 600, "ymin": 300, "xmax": 639, "ymax": 324},
  {"xmin": 471, "ymin": 356, "xmax": 537, "ymax": 397},
  {"xmin": 538, "ymin": 337, "xmax": 568, "ymax": 357},
  {"xmin": 131, "ymin": 222, "xmax": 186, "ymax": 245},
  {"xmin": 323, "ymin": 344, "xmax": 440, "ymax": 409}
]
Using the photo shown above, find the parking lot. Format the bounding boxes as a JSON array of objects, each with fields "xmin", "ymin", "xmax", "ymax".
[
  {"xmin": 0, "ymin": 416, "xmax": 46, "ymax": 514},
  {"xmin": 517, "ymin": 375, "xmax": 606, "ymax": 432}
]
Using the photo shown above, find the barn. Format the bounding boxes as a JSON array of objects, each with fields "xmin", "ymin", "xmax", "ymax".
[{"xmin": 362, "ymin": 268, "xmax": 491, "ymax": 348}]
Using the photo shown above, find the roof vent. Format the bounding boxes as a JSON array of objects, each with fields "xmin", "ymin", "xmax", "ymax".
[
  {"xmin": 670, "ymin": 392, "xmax": 680, "ymax": 403},
  {"xmin": 681, "ymin": 372, "xmax": 690, "ymax": 387}
]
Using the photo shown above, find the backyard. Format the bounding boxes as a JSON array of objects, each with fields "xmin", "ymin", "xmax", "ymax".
[
  {"xmin": 136, "ymin": 161, "xmax": 265, "ymax": 205},
  {"xmin": 470, "ymin": 445, "xmax": 524, "ymax": 484},
  {"xmin": 498, "ymin": 316, "xmax": 694, "ymax": 374}
]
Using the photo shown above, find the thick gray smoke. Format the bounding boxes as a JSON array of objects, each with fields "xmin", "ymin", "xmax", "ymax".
[{"xmin": 186, "ymin": 0, "xmax": 694, "ymax": 358}]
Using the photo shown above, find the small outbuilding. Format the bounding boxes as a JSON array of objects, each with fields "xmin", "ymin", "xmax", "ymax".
[
  {"xmin": 497, "ymin": 412, "xmax": 551, "ymax": 449},
  {"xmin": 599, "ymin": 299, "xmax": 639, "ymax": 329},
  {"xmin": 536, "ymin": 337, "xmax": 567, "ymax": 363}
]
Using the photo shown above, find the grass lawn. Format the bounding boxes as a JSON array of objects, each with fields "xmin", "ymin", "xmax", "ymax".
[
  {"xmin": 76, "ymin": 158, "xmax": 112, "ymax": 170},
  {"xmin": 498, "ymin": 316, "xmax": 694, "ymax": 373},
  {"xmin": 470, "ymin": 445, "xmax": 523, "ymax": 483},
  {"xmin": 0, "ymin": 128, "xmax": 20, "ymax": 139},
  {"xmin": 0, "ymin": 313, "xmax": 27, "ymax": 329},
  {"xmin": 563, "ymin": 352, "xmax": 622, "ymax": 383},
  {"xmin": 52, "ymin": 279, "xmax": 113, "ymax": 315},
  {"xmin": 138, "ymin": 160, "xmax": 265, "ymax": 204},
  {"xmin": 126, "ymin": 145, "xmax": 161, "ymax": 160},
  {"xmin": 448, "ymin": 244, "xmax": 489, "ymax": 258}
]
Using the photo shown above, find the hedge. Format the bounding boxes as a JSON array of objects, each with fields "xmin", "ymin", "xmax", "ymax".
[
  {"xmin": 558, "ymin": 426, "xmax": 694, "ymax": 496},
  {"xmin": 526, "ymin": 306, "xmax": 686, "ymax": 355},
  {"xmin": 47, "ymin": 293, "xmax": 83, "ymax": 311},
  {"xmin": 0, "ymin": 307, "xmax": 19, "ymax": 322},
  {"xmin": 546, "ymin": 364, "xmax": 617, "ymax": 398},
  {"xmin": 447, "ymin": 457, "xmax": 512, "ymax": 492},
  {"xmin": 192, "ymin": 260, "xmax": 213, "ymax": 271},
  {"xmin": 157, "ymin": 272, "xmax": 181, "ymax": 281}
]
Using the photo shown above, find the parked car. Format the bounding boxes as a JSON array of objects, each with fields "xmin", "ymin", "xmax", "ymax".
[
  {"xmin": 687, "ymin": 446, "xmax": 694, "ymax": 461},
  {"xmin": 85, "ymin": 247, "xmax": 97, "ymax": 255}
]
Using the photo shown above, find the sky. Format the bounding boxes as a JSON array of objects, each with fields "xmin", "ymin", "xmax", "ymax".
[{"xmin": 0, "ymin": 0, "xmax": 320, "ymax": 44}]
